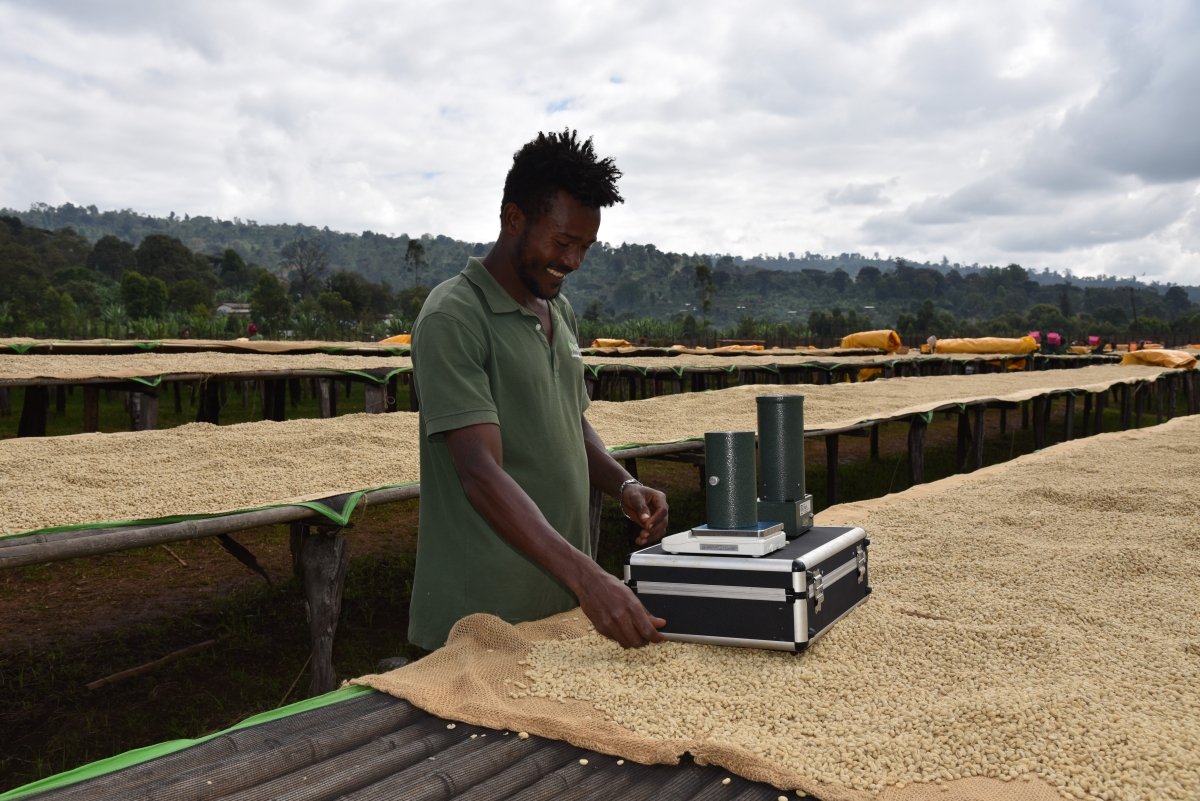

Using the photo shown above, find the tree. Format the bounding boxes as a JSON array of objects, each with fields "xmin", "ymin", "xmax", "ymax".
[
  {"xmin": 404, "ymin": 238, "xmax": 428, "ymax": 289},
  {"xmin": 250, "ymin": 272, "xmax": 291, "ymax": 336},
  {"xmin": 135, "ymin": 234, "xmax": 197, "ymax": 283},
  {"xmin": 120, "ymin": 271, "xmax": 167, "ymax": 318},
  {"xmin": 1163, "ymin": 286, "xmax": 1192, "ymax": 321},
  {"xmin": 281, "ymin": 238, "xmax": 330, "ymax": 299},
  {"xmin": 693, "ymin": 263, "xmax": 715, "ymax": 316},
  {"xmin": 856, "ymin": 265, "xmax": 882, "ymax": 291},
  {"xmin": 87, "ymin": 235, "xmax": 136, "ymax": 279},
  {"xmin": 169, "ymin": 278, "xmax": 214, "ymax": 312},
  {"xmin": 218, "ymin": 248, "xmax": 254, "ymax": 292}
]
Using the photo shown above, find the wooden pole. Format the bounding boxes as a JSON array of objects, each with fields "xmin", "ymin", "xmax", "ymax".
[
  {"xmin": 17, "ymin": 386, "xmax": 49, "ymax": 437},
  {"xmin": 86, "ymin": 640, "xmax": 216, "ymax": 691},
  {"xmin": 83, "ymin": 385, "xmax": 100, "ymax": 433},
  {"xmin": 907, "ymin": 415, "xmax": 927, "ymax": 486},
  {"xmin": 824, "ymin": 434, "xmax": 839, "ymax": 507},
  {"xmin": 290, "ymin": 523, "xmax": 349, "ymax": 696}
]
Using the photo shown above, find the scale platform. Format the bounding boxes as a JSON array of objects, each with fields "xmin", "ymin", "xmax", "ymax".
[{"xmin": 661, "ymin": 521, "xmax": 787, "ymax": 557}]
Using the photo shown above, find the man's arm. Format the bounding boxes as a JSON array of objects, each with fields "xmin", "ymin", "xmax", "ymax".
[
  {"xmin": 581, "ymin": 417, "xmax": 669, "ymax": 547},
  {"xmin": 445, "ymin": 422, "xmax": 666, "ymax": 648}
]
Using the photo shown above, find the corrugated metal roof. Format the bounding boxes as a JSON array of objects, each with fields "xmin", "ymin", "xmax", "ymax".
[{"xmin": 20, "ymin": 691, "xmax": 815, "ymax": 801}]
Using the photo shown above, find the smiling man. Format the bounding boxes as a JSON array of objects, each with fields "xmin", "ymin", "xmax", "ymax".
[{"xmin": 407, "ymin": 130, "xmax": 670, "ymax": 652}]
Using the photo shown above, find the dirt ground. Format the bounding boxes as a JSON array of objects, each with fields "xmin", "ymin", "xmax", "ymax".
[{"xmin": 0, "ymin": 504, "xmax": 420, "ymax": 656}]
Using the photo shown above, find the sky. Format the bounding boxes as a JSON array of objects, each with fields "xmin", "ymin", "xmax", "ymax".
[{"xmin": 2, "ymin": 0, "xmax": 1198, "ymax": 284}]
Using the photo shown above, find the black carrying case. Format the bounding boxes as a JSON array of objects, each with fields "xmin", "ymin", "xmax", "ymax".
[{"xmin": 625, "ymin": 526, "xmax": 870, "ymax": 652}]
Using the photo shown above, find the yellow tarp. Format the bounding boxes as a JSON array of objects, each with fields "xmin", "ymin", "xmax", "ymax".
[
  {"xmin": 591, "ymin": 338, "xmax": 633, "ymax": 348},
  {"xmin": 934, "ymin": 335, "xmax": 1039, "ymax": 355},
  {"xmin": 378, "ymin": 333, "xmax": 411, "ymax": 345},
  {"xmin": 839, "ymin": 329, "xmax": 902, "ymax": 353},
  {"xmin": 1120, "ymin": 349, "xmax": 1197, "ymax": 369}
]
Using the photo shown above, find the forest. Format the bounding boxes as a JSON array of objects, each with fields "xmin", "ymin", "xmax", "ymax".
[{"xmin": 2, "ymin": 203, "xmax": 1199, "ymax": 347}]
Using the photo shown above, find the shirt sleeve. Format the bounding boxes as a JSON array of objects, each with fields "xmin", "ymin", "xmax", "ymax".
[{"xmin": 412, "ymin": 310, "xmax": 499, "ymax": 439}]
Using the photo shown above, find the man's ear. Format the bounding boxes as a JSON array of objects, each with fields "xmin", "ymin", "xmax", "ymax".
[{"xmin": 500, "ymin": 201, "xmax": 526, "ymax": 237}]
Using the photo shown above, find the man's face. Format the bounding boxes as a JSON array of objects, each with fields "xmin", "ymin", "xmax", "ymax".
[{"xmin": 514, "ymin": 189, "xmax": 601, "ymax": 300}]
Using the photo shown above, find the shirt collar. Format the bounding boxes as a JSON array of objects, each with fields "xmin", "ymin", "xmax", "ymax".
[{"xmin": 462, "ymin": 257, "xmax": 525, "ymax": 315}]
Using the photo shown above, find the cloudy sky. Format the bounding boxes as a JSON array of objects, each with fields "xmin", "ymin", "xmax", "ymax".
[{"xmin": 2, "ymin": 0, "xmax": 1198, "ymax": 283}]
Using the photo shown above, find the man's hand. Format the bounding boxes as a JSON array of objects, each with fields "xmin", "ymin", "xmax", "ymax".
[
  {"xmin": 621, "ymin": 483, "xmax": 669, "ymax": 547},
  {"xmin": 576, "ymin": 570, "xmax": 666, "ymax": 648}
]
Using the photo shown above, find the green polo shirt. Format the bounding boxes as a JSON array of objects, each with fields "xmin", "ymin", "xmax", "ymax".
[{"xmin": 407, "ymin": 258, "xmax": 591, "ymax": 651}]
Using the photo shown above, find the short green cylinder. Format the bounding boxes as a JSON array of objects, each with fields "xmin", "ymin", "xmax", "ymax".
[
  {"xmin": 757, "ymin": 395, "xmax": 806, "ymax": 502},
  {"xmin": 704, "ymin": 431, "xmax": 758, "ymax": 529}
]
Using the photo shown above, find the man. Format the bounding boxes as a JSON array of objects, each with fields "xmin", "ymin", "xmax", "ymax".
[{"xmin": 408, "ymin": 130, "xmax": 669, "ymax": 652}]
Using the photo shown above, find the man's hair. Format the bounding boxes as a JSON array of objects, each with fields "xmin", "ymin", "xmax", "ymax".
[{"xmin": 501, "ymin": 129, "xmax": 623, "ymax": 219}]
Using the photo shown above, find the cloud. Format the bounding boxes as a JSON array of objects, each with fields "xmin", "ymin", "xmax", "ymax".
[
  {"xmin": 825, "ymin": 181, "xmax": 895, "ymax": 206},
  {"xmin": 0, "ymin": 0, "xmax": 1196, "ymax": 285}
]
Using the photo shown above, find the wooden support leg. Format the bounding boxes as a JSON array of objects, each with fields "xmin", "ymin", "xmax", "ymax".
[
  {"xmin": 289, "ymin": 378, "xmax": 303, "ymax": 408},
  {"xmin": 907, "ymin": 416, "xmax": 927, "ymax": 486},
  {"xmin": 1168, "ymin": 376, "xmax": 1177, "ymax": 420},
  {"xmin": 971, "ymin": 405, "xmax": 985, "ymax": 470},
  {"xmin": 290, "ymin": 523, "xmax": 349, "ymax": 697},
  {"xmin": 824, "ymin": 434, "xmax": 839, "ymax": 507},
  {"xmin": 956, "ymin": 410, "xmax": 969, "ymax": 471},
  {"xmin": 0, "ymin": 387, "xmax": 10, "ymax": 417},
  {"xmin": 1093, "ymin": 390, "xmax": 1107, "ymax": 435},
  {"xmin": 17, "ymin": 386, "xmax": 49, "ymax": 437},
  {"xmin": 1064, "ymin": 395, "xmax": 1075, "ymax": 441},
  {"xmin": 83, "ymin": 386, "xmax": 100, "ymax": 433},
  {"xmin": 869, "ymin": 424, "xmax": 880, "ymax": 460},
  {"xmin": 129, "ymin": 391, "xmax": 159, "ymax": 430},
  {"xmin": 364, "ymin": 384, "xmax": 387, "ymax": 414},
  {"xmin": 1134, "ymin": 383, "xmax": 1145, "ymax": 428},
  {"xmin": 318, "ymin": 378, "xmax": 337, "ymax": 418},
  {"xmin": 196, "ymin": 381, "xmax": 221, "ymax": 424},
  {"xmin": 263, "ymin": 379, "xmax": 286, "ymax": 421},
  {"xmin": 387, "ymin": 376, "xmax": 399, "ymax": 412},
  {"xmin": 1032, "ymin": 396, "xmax": 1047, "ymax": 449},
  {"xmin": 1082, "ymin": 393, "xmax": 1092, "ymax": 433},
  {"xmin": 1120, "ymin": 384, "xmax": 1132, "ymax": 430},
  {"xmin": 999, "ymin": 405, "xmax": 1008, "ymax": 435}
]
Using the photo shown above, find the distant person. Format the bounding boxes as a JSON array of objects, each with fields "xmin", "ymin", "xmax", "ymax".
[{"xmin": 408, "ymin": 130, "xmax": 669, "ymax": 652}]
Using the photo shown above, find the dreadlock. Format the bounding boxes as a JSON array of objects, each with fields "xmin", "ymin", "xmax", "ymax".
[{"xmin": 501, "ymin": 129, "xmax": 624, "ymax": 220}]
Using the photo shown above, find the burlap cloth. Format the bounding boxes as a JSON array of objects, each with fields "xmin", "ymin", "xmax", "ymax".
[{"xmin": 353, "ymin": 415, "xmax": 1200, "ymax": 801}]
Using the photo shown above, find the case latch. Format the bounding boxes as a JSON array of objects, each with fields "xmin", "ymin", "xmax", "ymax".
[
  {"xmin": 856, "ymin": 544, "xmax": 867, "ymax": 584},
  {"xmin": 809, "ymin": 568, "xmax": 825, "ymax": 615}
]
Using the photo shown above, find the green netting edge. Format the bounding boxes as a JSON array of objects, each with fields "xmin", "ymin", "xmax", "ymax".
[
  {"xmin": 318, "ymin": 346, "xmax": 409, "ymax": 356},
  {"xmin": 0, "ymin": 482, "xmax": 418, "ymax": 542},
  {"xmin": 1, "ymin": 343, "xmax": 36, "ymax": 354},
  {"xmin": 133, "ymin": 341, "xmax": 161, "ymax": 351},
  {"xmin": 0, "ymin": 685, "xmax": 377, "ymax": 801},
  {"xmin": 310, "ymin": 367, "xmax": 411, "ymax": 384}
]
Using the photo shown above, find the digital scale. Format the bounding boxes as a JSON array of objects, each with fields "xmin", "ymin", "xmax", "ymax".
[
  {"xmin": 627, "ymin": 394, "xmax": 871, "ymax": 651},
  {"xmin": 661, "ymin": 521, "xmax": 788, "ymax": 557}
]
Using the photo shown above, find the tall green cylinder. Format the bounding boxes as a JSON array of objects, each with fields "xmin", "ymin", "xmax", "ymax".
[
  {"xmin": 704, "ymin": 431, "xmax": 758, "ymax": 528},
  {"xmin": 757, "ymin": 395, "xmax": 806, "ymax": 502}
]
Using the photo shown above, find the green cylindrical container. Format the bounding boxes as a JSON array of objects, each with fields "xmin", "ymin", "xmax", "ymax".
[
  {"xmin": 704, "ymin": 431, "xmax": 758, "ymax": 529},
  {"xmin": 757, "ymin": 395, "xmax": 806, "ymax": 502}
]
